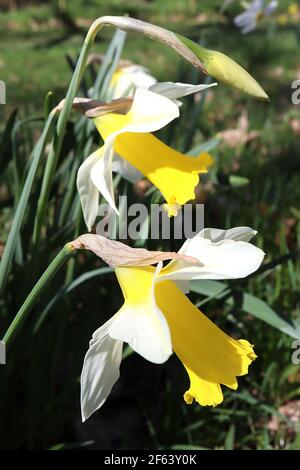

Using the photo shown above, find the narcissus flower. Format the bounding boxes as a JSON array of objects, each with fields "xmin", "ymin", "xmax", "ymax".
[
  {"xmin": 234, "ymin": 0, "xmax": 278, "ymax": 34},
  {"xmin": 76, "ymin": 83, "xmax": 216, "ymax": 230},
  {"xmin": 70, "ymin": 226, "xmax": 265, "ymax": 421},
  {"xmin": 108, "ymin": 62, "xmax": 157, "ymax": 99}
]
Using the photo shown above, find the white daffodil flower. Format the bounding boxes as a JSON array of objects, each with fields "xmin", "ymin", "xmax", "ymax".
[
  {"xmin": 108, "ymin": 64, "xmax": 157, "ymax": 99},
  {"xmin": 70, "ymin": 226, "xmax": 265, "ymax": 421},
  {"xmin": 77, "ymin": 82, "xmax": 217, "ymax": 230},
  {"xmin": 234, "ymin": 0, "xmax": 278, "ymax": 34}
]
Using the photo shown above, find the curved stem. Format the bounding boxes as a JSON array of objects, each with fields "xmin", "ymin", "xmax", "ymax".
[
  {"xmin": 2, "ymin": 244, "xmax": 75, "ymax": 347},
  {"xmin": 33, "ymin": 21, "xmax": 104, "ymax": 244}
]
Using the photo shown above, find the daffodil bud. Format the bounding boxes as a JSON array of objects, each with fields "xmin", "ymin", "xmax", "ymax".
[
  {"xmin": 93, "ymin": 16, "xmax": 269, "ymax": 101},
  {"xmin": 176, "ymin": 34, "xmax": 269, "ymax": 101}
]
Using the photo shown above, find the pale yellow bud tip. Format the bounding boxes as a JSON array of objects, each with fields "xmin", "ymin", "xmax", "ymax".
[
  {"xmin": 204, "ymin": 50, "xmax": 269, "ymax": 102},
  {"xmin": 176, "ymin": 34, "xmax": 269, "ymax": 101}
]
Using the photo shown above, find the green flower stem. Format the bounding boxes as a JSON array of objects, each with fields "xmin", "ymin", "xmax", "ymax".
[
  {"xmin": 2, "ymin": 244, "xmax": 75, "ymax": 347},
  {"xmin": 64, "ymin": 202, "xmax": 83, "ymax": 285},
  {"xmin": 32, "ymin": 21, "xmax": 104, "ymax": 245}
]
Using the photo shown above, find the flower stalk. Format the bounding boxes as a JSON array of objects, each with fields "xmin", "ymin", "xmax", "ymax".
[
  {"xmin": 2, "ymin": 244, "xmax": 75, "ymax": 347},
  {"xmin": 32, "ymin": 14, "xmax": 270, "ymax": 245},
  {"xmin": 32, "ymin": 21, "xmax": 105, "ymax": 244}
]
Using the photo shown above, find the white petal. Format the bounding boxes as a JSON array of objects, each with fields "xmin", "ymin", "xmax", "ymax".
[
  {"xmin": 90, "ymin": 145, "xmax": 119, "ymax": 214},
  {"xmin": 110, "ymin": 69, "xmax": 135, "ymax": 99},
  {"xmin": 77, "ymin": 148, "xmax": 102, "ymax": 231},
  {"xmin": 109, "ymin": 263, "xmax": 172, "ymax": 364},
  {"xmin": 234, "ymin": 11, "xmax": 256, "ymax": 28},
  {"xmin": 117, "ymin": 87, "xmax": 179, "ymax": 134},
  {"xmin": 96, "ymin": 88, "xmax": 179, "ymax": 139},
  {"xmin": 198, "ymin": 226, "xmax": 257, "ymax": 243},
  {"xmin": 149, "ymin": 81, "xmax": 217, "ymax": 101},
  {"xmin": 241, "ymin": 20, "xmax": 258, "ymax": 34},
  {"xmin": 90, "ymin": 88, "xmax": 179, "ymax": 214},
  {"xmin": 112, "ymin": 153, "xmax": 143, "ymax": 183},
  {"xmin": 126, "ymin": 65, "xmax": 157, "ymax": 90},
  {"xmin": 91, "ymin": 88, "xmax": 179, "ymax": 213},
  {"xmin": 160, "ymin": 228, "xmax": 265, "ymax": 281},
  {"xmin": 264, "ymin": 1, "xmax": 277, "ymax": 16},
  {"xmin": 80, "ymin": 316, "xmax": 123, "ymax": 421},
  {"xmin": 111, "ymin": 65, "xmax": 157, "ymax": 99}
]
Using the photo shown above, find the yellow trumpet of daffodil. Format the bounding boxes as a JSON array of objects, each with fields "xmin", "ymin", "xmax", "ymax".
[
  {"xmin": 70, "ymin": 226, "xmax": 265, "ymax": 421},
  {"xmin": 77, "ymin": 84, "xmax": 216, "ymax": 230}
]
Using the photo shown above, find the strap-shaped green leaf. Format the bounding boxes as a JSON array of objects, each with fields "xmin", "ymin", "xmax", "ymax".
[
  {"xmin": 0, "ymin": 110, "xmax": 58, "ymax": 294},
  {"xmin": 190, "ymin": 280, "xmax": 300, "ymax": 339}
]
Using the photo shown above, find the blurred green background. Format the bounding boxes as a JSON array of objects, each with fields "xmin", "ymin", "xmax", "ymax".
[{"xmin": 0, "ymin": 0, "xmax": 300, "ymax": 450}]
